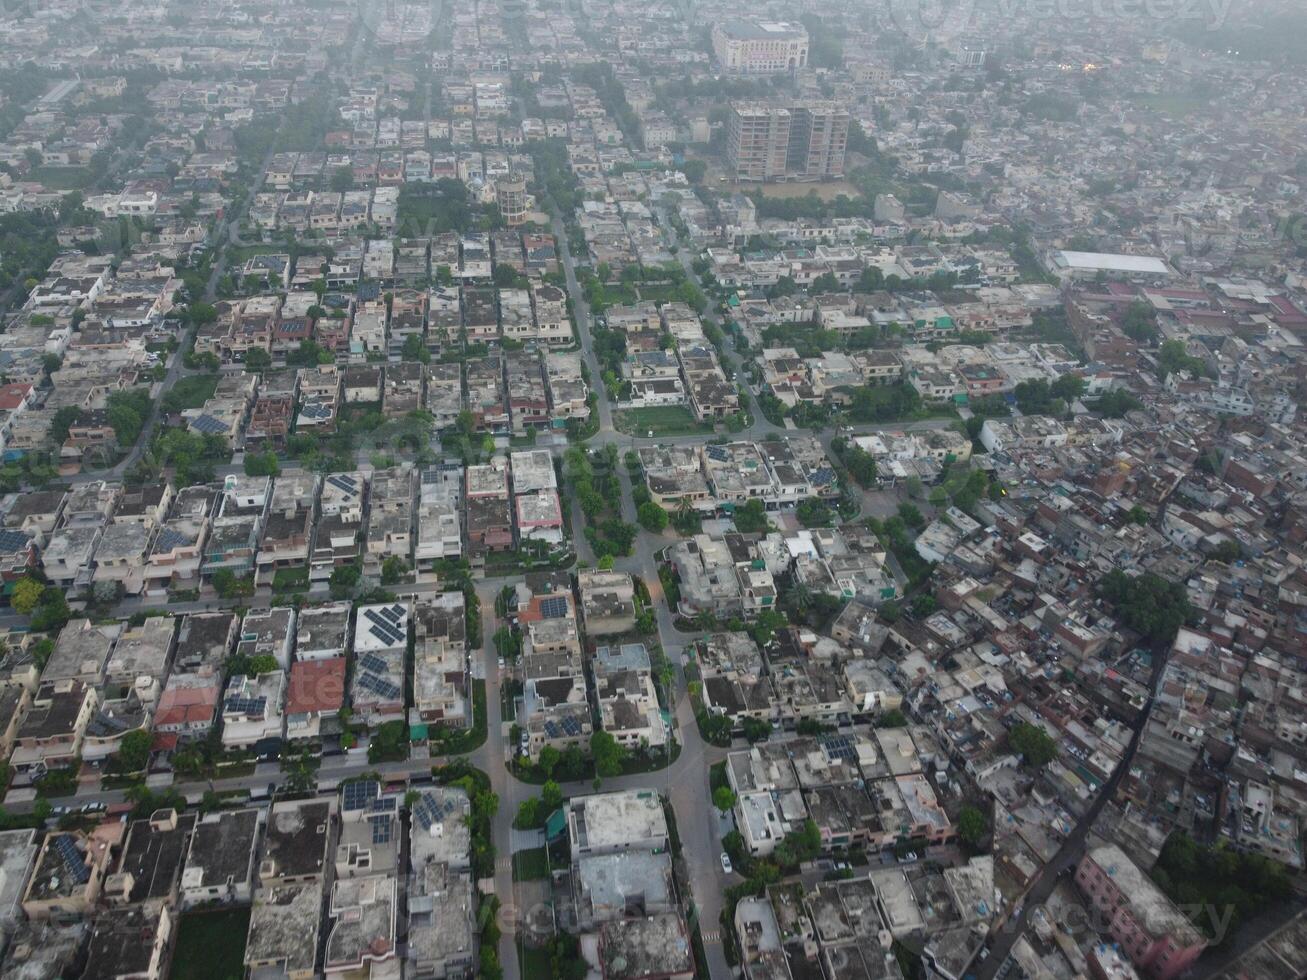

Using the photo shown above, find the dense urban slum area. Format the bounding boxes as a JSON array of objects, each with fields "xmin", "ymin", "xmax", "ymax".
[{"xmin": 0, "ymin": 1, "xmax": 1306, "ymax": 980}]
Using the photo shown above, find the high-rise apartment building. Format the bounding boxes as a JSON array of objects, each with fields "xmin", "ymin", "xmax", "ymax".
[
  {"xmin": 725, "ymin": 102, "xmax": 850, "ymax": 182},
  {"xmin": 711, "ymin": 20, "xmax": 808, "ymax": 74}
]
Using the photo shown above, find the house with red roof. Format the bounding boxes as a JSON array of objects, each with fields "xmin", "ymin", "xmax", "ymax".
[
  {"xmin": 286, "ymin": 657, "xmax": 346, "ymax": 742},
  {"xmin": 153, "ymin": 673, "xmax": 222, "ymax": 748}
]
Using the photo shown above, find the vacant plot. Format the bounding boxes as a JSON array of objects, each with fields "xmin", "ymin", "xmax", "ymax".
[
  {"xmin": 171, "ymin": 907, "xmax": 250, "ymax": 980},
  {"xmin": 614, "ymin": 406, "xmax": 711, "ymax": 437},
  {"xmin": 27, "ymin": 167, "xmax": 94, "ymax": 191},
  {"xmin": 710, "ymin": 177, "xmax": 861, "ymax": 201},
  {"xmin": 512, "ymin": 846, "xmax": 551, "ymax": 881}
]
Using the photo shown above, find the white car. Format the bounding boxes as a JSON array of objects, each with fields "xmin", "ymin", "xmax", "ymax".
[{"xmin": 720, "ymin": 853, "xmax": 733, "ymax": 874}]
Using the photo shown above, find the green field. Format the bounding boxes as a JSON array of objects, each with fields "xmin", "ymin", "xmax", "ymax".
[
  {"xmin": 171, "ymin": 908, "xmax": 250, "ymax": 980},
  {"xmin": 512, "ymin": 846, "xmax": 550, "ymax": 881},
  {"xmin": 614, "ymin": 406, "xmax": 712, "ymax": 437},
  {"xmin": 27, "ymin": 167, "xmax": 94, "ymax": 191}
]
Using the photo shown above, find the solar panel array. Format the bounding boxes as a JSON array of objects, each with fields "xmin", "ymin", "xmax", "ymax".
[
  {"xmin": 191, "ymin": 414, "xmax": 229, "ymax": 434},
  {"xmin": 362, "ymin": 608, "xmax": 405, "ymax": 647},
  {"xmin": 55, "ymin": 835, "xmax": 90, "ymax": 884},
  {"xmin": 370, "ymin": 817, "xmax": 393, "ymax": 845},
  {"xmin": 413, "ymin": 792, "xmax": 463, "ymax": 830},
  {"xmin": 0, "ymin": 529, "xmax": 31, "ymax": 553},
  {"xmin": 706, "ymin": 446, "xmax": 730, "ymax": 463},
  {"xmin": 327, "ymin": 474, "xmax": 359, "ymax": 495},
  {"xmin": 301, "ymin": 403, "xmax": 332, "ymax": 420},
  {"xmin": 543, "ymin": 715, "xmax": 584, "ymax": 738},
  {"xmin": 540, "ymin": 596, "xmax": 568, "ymax": 620},
  {"xmin": 821, "ymin": 735, "xmax": 858, "ymax": 763},
  {"xmin": 225, "ymin": 696, "xmax": 267, "ymax": 716},
  {"xmin": 342, "ymin": 780, "xmax": 380, "ymax": 812},
  {"xmin": 154, "ymin": 528, "xmax": 191, "ymax": 552},
  {"xmin": 359, "ymin": 653, "xmax": 387, "ymax": 674},
  {"xmin": 357, "ymin": 671, "xmax": 401, "ymax": 701}
]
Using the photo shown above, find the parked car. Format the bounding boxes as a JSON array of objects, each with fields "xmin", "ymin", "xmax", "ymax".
[{"xmin": 721, "ymin": 852, "xmax": 733, "ymax": 874}]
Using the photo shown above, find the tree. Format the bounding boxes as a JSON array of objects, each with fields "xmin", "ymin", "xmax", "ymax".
[
  {"xmin": 911, "ymin": 594, "xmax": 938, "ymax": 618},
  {"xmin": 1050, "ymin": 373, "xmax": 1086, "ymax": 403},
  {"xmin": 243, "ymin": 451, "xmax": 280, "ymax": 477},
  {"xmin": 590, "ymin": 730, "xmax": 625, "ymax": 777},
  {"xmin": 741, "ymin": 716, "xmax": 772, "ymax": 743},
  {"xmin": 1008, "ymin": 722, "xmax": 1057, "ymax": 768},
  {"xmin": 733, "ymin": 499, "xmax": 769, "ymax": 534},
  {"xmin": 244, "ymin": 347, "xmax": 271, "ymax": 371},
  {"xmin": 713, "ymin": 786, "xmax": 738, "ymax": 813},
  {"xmin": 877, "ymin": 708, "xmax": 908, "ymax": 728},
  {"xmin": 115, "ymin": 729, "xmax": 152, "ymax": 774},
  {"xmin": 212, "ymin": 569, "xmax": 254, "ymax": 600},
  {"xmin": 10, "ymin": 577, "xmax": 44, "ymax": 614},
  {"xmin": 1122, "ymin": 301, "xmax": 1159, "ymax": 343},
  {"xmin": 515, "ymin": 797, "xmax": 541, "ymax": 829},
  {"xmin": 50, "ymin": 405, "xmax": 81, "ymax": 446},
  {"xmin": 774, "ymin": 819, "xmax": 822, "ymax": 869},
  {"xmin": 402, "ymin": 333, "xmax": 431, "ymax": 363},
  {"xmin": 897, "ymin": 503, "xmax": 925, "ymax": 528},
  {"xmin": 29, "ymin": 588, "xmax": 71, "ymax": 632},
  {"xmin": 1208, "ymin": 539, "xmax": 1242, "ymax": 564},
  {"xmin": 330, "ymin": 166, "xmax": 354, "ymax": 192},
  {"xmin": 249, "ymin": 655, "xmax": 280, "ymax": 675},
  {"xmin": 106, "ymin": 389, "xmax": 151, "ymax": 446},
  {"xmin": 541, "ymin": 780, "xmax": 563, "ymax": 811},
  {"xmin": 842, "ymin": 446, "xmax": 877, "ymax": 487},
  {"xmin": 1157, "ymin": 339, "xmax": 1208, "ymax": 381},
  {"xmin": 1097, "ymin": 569, "xmax": 1191, "ymax": 644},
  {"xmin": 281, "ymin": 746, "xmax": 319, "ymax": 793},
  {"xmin": 381, "ymin": 557, "xmax": 409, "ymax": 585},
  {"xmin": 1014, "ymin": 378, "xmax": 1054, "ymax": 415},
  {"xmin": 795, "ymin": 499, "xmax": 832, "ymax": 528},
  {"xmin": 559, "ymin": 744, "xmax": 587, "ymax": 781},
  {"xmin": 1126, "ymin": 505, "xmax": 1150, "ymax": 526},
  {"xmin": 1095, "ymin": 388, "xmax": 1143, "ymax": 418},
  {"xmin": 700, "ymin": 713, "xmax": 732, "ymax": 747},
  {"xmin": 537, "ymin": 745, "xmax": 560, "ymax": 779},
  {"xmin": 329, "ymin": 562, "xmax": 362, "ymax": 600},
  {"xmin": 957, "ymin": 804, "xmax": 988, "ymax": 850},
  {"xmin": 637, "ymin": 501, "xmax": 668, "ymax": 533}
]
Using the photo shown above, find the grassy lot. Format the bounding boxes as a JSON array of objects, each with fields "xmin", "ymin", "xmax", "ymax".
[
  {"xmin": 161, "ymin": 375, "xmax": 219, "ymax": 414},
  {"xmin": 512, "ymin": 846, "xmax": 551, "ymax": 881},
  {"xmin": 271, "ymin": 567, "xmax": 310, "ymax": 593},
  {"xmin": 27, "ymin": 167, "xmax": 94, "ymax": 190},
  {"xmin": 614, "ymin": 406, "xmax": 712, "ymax": 437},
  {"xmin": 519, "ymin": 942, "xmax": 553, "ymax": 979},
  {"xmin": 636, "ymin": 283, "xmax": 683, "ymax": 304},
  {"xmin": 597, "ymin": 282, "xmax": 638, "ymax": 305},
  {"xmin": 171, "ymin": 908, "xmax": 250, "ymax": 980}
]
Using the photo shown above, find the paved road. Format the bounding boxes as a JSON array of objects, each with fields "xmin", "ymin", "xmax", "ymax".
[
  {"xmin": 14, "ymin": 157, "xmax": 948, "ymax": 980},
  {"xmin": 975, "ymin": 644, "xmax": 1172, "ymax": 980},
  {"xmin": 541, "ymin": 214, "xmax": 735, "ymax": 977}
]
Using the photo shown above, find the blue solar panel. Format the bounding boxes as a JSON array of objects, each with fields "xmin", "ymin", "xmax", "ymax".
[
  {"xmin": 342, "ymin": 780, "xmax": 380, "ymax": 812},
  {"xmin": 55, "ymin": 835, "xmax": 90, "ymax": 884},
  {"xmin": 191, "ymin": 414, "xmax": 229, "ymax": 434},
  {"xmin": 540, "ymin": 596, "xmax": 567, "ymax": 619}
]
